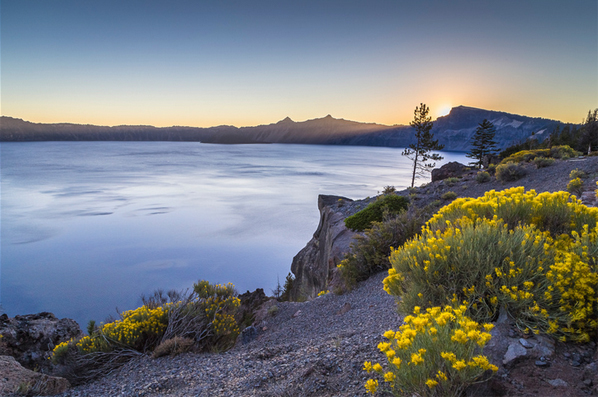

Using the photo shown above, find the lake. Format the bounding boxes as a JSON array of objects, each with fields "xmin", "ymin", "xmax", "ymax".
[{"xmin": 0, "ymin": 142, "xmax": 467, "ymax": 327}]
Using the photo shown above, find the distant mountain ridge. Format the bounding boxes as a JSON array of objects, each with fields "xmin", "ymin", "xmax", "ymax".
[{"xmin": 0, "ymin": 106, "xmax": 568, "ymax": 151}]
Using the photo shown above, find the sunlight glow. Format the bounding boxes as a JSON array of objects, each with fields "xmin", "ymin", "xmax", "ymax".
[{"xmin": 436, "ymin": 105, "xmax": 452, "ymax": 118}]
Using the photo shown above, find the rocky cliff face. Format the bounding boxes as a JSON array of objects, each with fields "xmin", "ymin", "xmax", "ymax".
[{"xmin": 289, "ymin": 195, "xmax": 363, "ymax": 300}]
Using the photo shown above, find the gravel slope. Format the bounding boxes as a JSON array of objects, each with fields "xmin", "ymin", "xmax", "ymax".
[{"xmin": 60, "ymin": 272, "xmax": 401, "ymax": 397}]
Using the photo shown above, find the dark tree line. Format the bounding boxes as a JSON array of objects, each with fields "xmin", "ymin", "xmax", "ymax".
[{"xmin": 502, "ymin": 109, "xmax": 598, "ymax": 157}]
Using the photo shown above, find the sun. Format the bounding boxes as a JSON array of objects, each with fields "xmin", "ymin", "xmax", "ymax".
[{"xmin": 436, "ymin": 105, "xmax": 452, "ymax": 118}]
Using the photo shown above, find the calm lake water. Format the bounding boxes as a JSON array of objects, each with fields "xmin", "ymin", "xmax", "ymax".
[{"xmin": 1, "ymin": 142, "xmax": 467, "ymax": 327}]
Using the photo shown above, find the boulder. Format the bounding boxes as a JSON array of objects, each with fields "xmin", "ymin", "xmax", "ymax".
[
  {"xmin": 0, "ymin": 312, "xmax": 82, "ymax": 373},
  {"xmin": 289, "ymin": 195, "xmax": 358, "ymax": 300},
  {"xmin": 0, "ymin": 355, "xmax": 70, "ymax": 395},
  {"xmin": 431, "ymin": 161, "xmax": 468, "ymax": 182}
]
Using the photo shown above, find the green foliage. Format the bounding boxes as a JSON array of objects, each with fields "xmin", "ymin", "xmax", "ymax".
[
  {"xmin": 495, "ymin": 162, "xmax": 527, "ymax": 182},
  {"xmin": 580, "ymin": 109, "xmax": 598, "ymax": 154},
  {"xmin": 550, "ymin": 145, "xmax": 580, "ymax": 159},
  {"xmin": 339, "ymin": 206, "xmax": 431, "ymax": 288},
  {"xmin": 532, "ymin": 157, "xmax": 554, "ymax": 168},
  {"xmin": 475, "ymin": 171, "xmax": 491, "ymax": 183},
  {"xmin": 363, "ymin": 306, "xmax": 497, "ymax": 396},
  {"xmin": 500, "ymin": 149, "xmax": 550, "ymax": 165},
  {"xmin": 444, "ymin": 177, "xmax": 460, "ymax": 186},
  {"xmin": 403, "ymin": 103, "xmax": 445, "ymax": 187},
  {"xmin": 267, "ymin": 305, "xmax": 279, "ymax": 316},
  {"xmin": 466, "ymin": 119, "xmax": 499, "ymax": 169},
  {"xmin": 344, "ymin": 194, "xmax": 409, "ymax": 232},
  {"xmin": 569, "ymin": 168, "xmax": 586, "ymax": 179},
  {"xmin": 279, "ymin": 272, "xmax": 294, "ymax": 302},
  {"xmin": 441, "ymin": 191, "xmax": 457, "ymax": 201},
  {"xmin": 382, "ymin": 185, "xmax": 396, "ymax": 195},
  {"xmin": 567, "ymin": 177, "xmax": 584, "ymax": 197},
  {"xmin": 86, "ymin": 320, "xmax": 97, "ymax": 336},
  {"xmin": 384, "ymin": 188, "xmax": 598, "ymax": 343}
]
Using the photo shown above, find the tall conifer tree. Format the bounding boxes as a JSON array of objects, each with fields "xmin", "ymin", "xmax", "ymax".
[
  {"xmin": 466, "ymin": 119, "xmax": 498, "ymax": 168},
  {"xmin": 403, "ymin": 103, "xmax": 444, "ymax": 188}
]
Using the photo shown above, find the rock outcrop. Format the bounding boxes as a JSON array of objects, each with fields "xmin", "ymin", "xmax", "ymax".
[
  {"xmin": 289, "ymin": 195, "xmax": 359, "ymax": 300},
  {"xmin": 431, "ymin": 161, "xmax": 468, "ymax": 182},
  {"xmin": 0, "ymin": 355, "xmax": 70, "ymax": 396},
  {"xmin": 236, "ymin": 288, "xmax": 269, "ymax": 328},
  {"xmin": 0, "ymin": 312, "xmax": 82, "ymax": 373}
]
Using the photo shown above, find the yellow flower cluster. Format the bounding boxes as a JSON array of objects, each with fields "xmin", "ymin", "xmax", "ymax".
[
  {"xmin": 76, "ymin": 305, "xmax": 168, "ymax": 353},
  {"xmin": 364, "ymin": 305, "xmax": 497, "ymax": 396},
  {"xmin": 427, "ymin": 187, "xmax": 597, "ymax": 235},
  {"xmin": 317, "ymin": 290, "xmax": 330, "ymax": 297},
  {"xmin": 193, "ymin": 281, "xmax": 241, "ymax": 349}
]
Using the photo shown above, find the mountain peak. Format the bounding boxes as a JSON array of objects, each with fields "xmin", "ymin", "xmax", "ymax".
[{"xmin": 278, "ymin": 116, "xmax": 294, "ymax": 124}]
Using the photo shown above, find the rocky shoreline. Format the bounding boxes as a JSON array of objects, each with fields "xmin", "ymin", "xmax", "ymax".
[{"xmin": 2, "ymin": 156, "xmax": 598, "ymax": 396}]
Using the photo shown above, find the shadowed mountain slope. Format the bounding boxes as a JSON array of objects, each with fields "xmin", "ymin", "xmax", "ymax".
[{"xmin": 0, "ymin": 106, "xmax": 568, "ymax": 151}]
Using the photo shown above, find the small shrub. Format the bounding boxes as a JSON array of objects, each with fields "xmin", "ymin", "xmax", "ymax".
[
  {"xmin": 441, "ymin": 191, "xmax": 457, "ymax": 201},
  {"xmin": 267, "ymin": 305, "xmax": 279, "ymax": 316},
  {"xmin": 363, "ymin": 305, "xmax": 497, "ymax": 396},
  {"xmin": 551, "ymin": 145, "xmax": 580, "ymax": 159},
  {"xmin": 475, "ymin": 171, "xmax": 491, "ymax": 183},
  {"xmin": 570, "ymin": 168, "xmax": 586, "ymax": 179},
  {"xmin": 495, "ymin": 162, "xmax": 527, "ymax": 182},
  {"xmin": 429, "ymin": 200, "xmax": 442, "ymax": 209},
  {"xmin": 344, "ymin": 194, "xmax": 409, "ymax": 232},
  {"xmin": 486, "ymin": 164, "xmax": 496, "ymax": 176},
  {"xmin": 533, "ymin": 157, "xmax": 554, "ymax": 168},
  {"xmin": 338, "ymin": 206, "xmax": 431, "ymax": 287},
  {"xmin": 382, "ymin": 185, "xmax": 396, "ymax": 195},
  {"xmin": 567, "ymin": 177, "xmax": 584, "ymax": 196},
  {"xmin": 152, "ymin": 336, "xmax": 194, "ymax": 358},
  {"xmin": 444, "ymin": 177, "xmax": 460, "ymax": 187},
  {"xmin": 500, "ymin": 149, "xmax": 550, "ymax": 165}
]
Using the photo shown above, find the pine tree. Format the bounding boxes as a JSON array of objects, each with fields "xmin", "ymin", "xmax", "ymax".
[
  {"xmin": 403, "ymin": 103, "xmax": 444, "ymax": 188},
  {"xmin": 466, "ymin": 119, "xmax": 498, "ymax": 168},
  {"xmin": 580, "ymin": 109, "xmax": 598, "ymax": 154}
]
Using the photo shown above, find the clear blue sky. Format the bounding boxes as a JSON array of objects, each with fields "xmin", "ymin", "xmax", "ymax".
[{"xmin": 1, "ymin": 0, "xmax": 597, "ymax": 127}]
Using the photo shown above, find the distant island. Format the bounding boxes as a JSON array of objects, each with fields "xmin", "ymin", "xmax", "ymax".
[{"xmin": 0, "ymin": 106, "xmax": 568, "ymax": 151}]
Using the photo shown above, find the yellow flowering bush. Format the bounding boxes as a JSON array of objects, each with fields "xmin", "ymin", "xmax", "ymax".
[
  {"xmin": 499, "ymin": 145, "xmax": 578, "ymax": 165},
  {"xmin": 364, "ymin": 305, "xmax": 497, "ymax": 396},
  {"xmin": 567, "ymin": 177, "xmax": 584, "ymax": 196},
  {"xmin": 51, "ymin": 280, "xmax": 240, "ymax": 365},
  {"xmin": 385, "ymin": 188, "xmax": 598, "ymax": 343}
]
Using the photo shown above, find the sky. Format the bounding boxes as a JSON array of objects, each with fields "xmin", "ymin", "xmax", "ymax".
[{"xmin": 1, "ymin": 0, "xmax": 597, "ymax": 127}]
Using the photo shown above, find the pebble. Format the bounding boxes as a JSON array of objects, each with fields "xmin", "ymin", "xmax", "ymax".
[{"xmin": 519, "ymin": 338, "xmax": 534, "ymax": 349}]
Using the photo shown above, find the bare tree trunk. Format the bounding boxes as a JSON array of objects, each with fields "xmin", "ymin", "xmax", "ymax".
[{"xmin": 411, "ymin": 151, "xmax": 418, "ymax": 188}]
